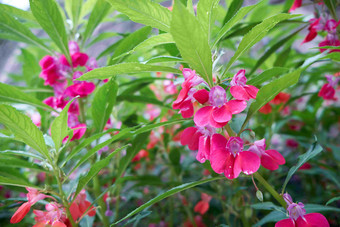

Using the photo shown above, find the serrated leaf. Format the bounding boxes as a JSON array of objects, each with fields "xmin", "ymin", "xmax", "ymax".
[
  {"xmin": 223, "ymin": 13, "xmax": 299, "ymax": 76},
  {"xmin": 171, "ymin": 1, "xmax": 213, "ymax": 86},
  {"xmin": 74, "ymin": 145, "xmax": 128, "ymax": 198},
  {"xmin": 106, "ymin": 0, "xmax": 171, "ymax": 32},
  {"xmin": 51, "ymin": 98, "xmax": 76, "ymax": 152},
  {"xmin": 114, "ymin": 176, "xmax": 224, "ymax": 224},
  {"xmin": 0, "ymin": 10, "xmax": 50, "ymax": 52},
  {"xmin": 83, "ymin": 0, "xmax": 111, "ymax": 44},
  {"xmin": 282, "ymin": 143, "xmax": 323, "ymax": 193},
  {"xmin": 110, "ymin": 26, "xmax": 152, "ymax": 64},
  {"xmin": 0, "ymin": 82, "xmax": 55, "ymax": 111},
  {"xmin": 0, "ymin": 105, "xmax": 50, "ymax": 161},
  {"xmin": 92, "ymin": 79, "xmax": 118, "ymax": 132},
  {"xmin": 30, "ymin": 0, "xmax": 70, "ymax": 61},
  {"xmin": 197, "ymin": 0, "xmax": 220, "ymax": 40},
  {"xmin": 241, "ymin": 69, "xmax": 302, "ymax": 131},
  {"xmin": 213, "ymin": 1, "xmax": 260, "ymax": 48},
  {"xmin": 77, "ymin": 63, "xmax": 181, "ymax": 81}
]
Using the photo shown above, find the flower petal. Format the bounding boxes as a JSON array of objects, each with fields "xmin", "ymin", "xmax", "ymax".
[
  {"xmin": 194, "ymin": 89, "xmax": 209, "ymax": 104},
  {"xmin": 234, "ymin": 151, "xmax": 260, "ymax": 177},
  {"xmin": 296, "ymin": 213, "xmax": 329, "ymax": 227},
  {"xmin": 266, "ymin": 149, "xmax": 285, "ymax": 165},
  {"xmin": 194, "ymin": 106, "xmax": 213, "ymax": 127},
  {"xmin": 10, "ymin": 202, "xmax": 31, "ymax": 224},
  {"xmin": 194, "ymin": 201, "xmax": 209, "ymax": 215},
  {"xmin": 244, "ymin": 85, "xmax": 259, "ymax": 99},
  {"xmin": 275, "ymin": 218, "xmax": 295, "ymax": 227},
  {"xmin": 211, "ymin": 134, "xmax": 227, "ymax": 150},
  {"xmin": 197, "ymin": 136, "xmax": 210, "ymax": 163},
  {"xmin": 261, "ymin": 154, "xmax": 279, "ymax": 170},
  {"xmin": 181, "ymin": 127, "xmax": 197, "ymax": 146},
  {"xmin": 226, "ymin": 100, "xmax": 247, "ymax": 114},
  {"xmin": 230, "ymin": 86, "xmax": 250, "ymax": 100},
  {"xmin": 212, "ymin": 105, "xmax": 232, "ymax": 123},
  {"xmin": 179, "ymin": 100, "xmax": 194, "ymax": 118}
]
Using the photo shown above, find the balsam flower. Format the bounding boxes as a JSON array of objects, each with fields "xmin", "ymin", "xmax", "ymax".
[
  {"xmin": 210, "ymin": 135, "xmax": 260, "ymax": 179},
  {"xmin": 70, "ymin": 190, "xmax": 96, "ymax": 222},
  {"xmin": 229, "ymin": 70, "xmax": 259, "ymax": 101},
  {"xmin": 194, "ymin": 193, "xmax": 212, "ymax": 215},
  {"xmin": 194, "ymin": 86, "xmax": 247, "ymax": 128},
  {"xmin": 248, "ymin": 139, "xmax": 285, "ymax": 170},
  {"xmin": 275, "ymin": 193, "xmax": 329, "ymax": 227}
]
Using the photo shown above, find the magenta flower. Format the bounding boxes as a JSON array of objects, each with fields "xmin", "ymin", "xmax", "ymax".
[
  {"xmin": 71, "ymin": 52, "xmax": 89, "ymax": 68},
  {"xmin": 194, "ymin": 86, "xmax": 247, "ymax": 128},
  {"xmin": 210, "ymin": 135, "xmax": 260, "ymax": 179},
  {"xmin": 66, "ymin": 81, "xmax": 96, "ymax": 98},
  {"xmin": 302, "ymin": 18, "xmax": 321, "ymax": 44},
  {"xmin": 275, "ymin": 193, "xmax": 329, "ymax": 227},
  {"xmin": 319, "ymin": 38, "xmax": 340, "ymax": 53},
  {"xmin": 39, "ymin": 55, "xmax": 63, "ymax": 86},
  {"xmin": 318, "ymin": 75, "xmax": 339, "ymax": 100},
  {"xmin": 180, "ymin": 125, "xmax": 215, "ymax": 163},
  {"xmin": 288, "ymin": 0, "xmax": 302, "ymax": 13},
  {"xmin": 229, "ymin": 70, "xmax": 259, "ymax": 101},
  {"xmin": 69, "ymin": 41, "xmax": 80, "ymax": 55},
  {"xmin": 33, "ymin": 202, "xmax": 66, "ymax": 226},
  {"xmin": 248, "ymin": 139, "xmax": 285, "ymax": 170}
]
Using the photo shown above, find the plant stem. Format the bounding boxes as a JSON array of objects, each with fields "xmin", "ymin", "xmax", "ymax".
[
  {"xmin": 253, "ymin": 172, "xmax": 286, "ymax": 208},
  {"xmin": 225, "ymin": 124, "xmax": 236, "ymax": 137},
  {"xmin": 78, "ymin": 98, "xmax": 86, "ymax": 124},
  {"xmin": 93, "ymin": 168, "xmax": 110, "ymax": 227}
]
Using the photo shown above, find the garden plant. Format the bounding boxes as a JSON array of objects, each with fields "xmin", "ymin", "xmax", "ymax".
[{"xmin": 0, "ymin": 0, "xmax": 339, "ymax": 226}]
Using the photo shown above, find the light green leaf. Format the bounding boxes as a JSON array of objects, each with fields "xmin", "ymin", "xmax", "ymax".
[
  {"xmin": 51, "ymin": 98, "xmax": 76, "ymax": 153},
  {"xmin": 79, "ymin": 0, "xmax": 97, "ymax": 19},
  {"xmin": 106, "ymin": 0, "xmax": 172, "ymax": 32},
  {"xmin": 110, "ymin": 26, "xmax": 152, "ymax": 64},
  {"xmin": 30, "ymin": 0, "xmax": 70, "ymax": 61},
  {"xmin": 213, "ymin": 1, "xmax": 260, "ymax": 48},
  {"xmin": 0, "ymin": 150, "xmax": 44, "ymax": 161},
  {"xmin": 0, "ymin": 156, "xmax": 48, "ymax": 172},
  {"xmin": 92, "ymin": 79, "xmax": 118, "ymax": 132},
  {"xmin": 145, "ymin": 56, "xmax": 183, "ymax": 64},
  {"xmin": 83, "ymin": 0, "xmax": 111, "ymax": 44},
  {"xmin": 0, "ymin": 10, "xmax": 50, "ymax": 52},
  {"xmin": 247, "ymin": 67, "xmax": 289, "ymax": 86},
  {"xmin": 114, "ymin": 176, "xmax": 224, "ymax": 224},
  {"xmin": 71, "ymin": 0, "xmax": 82, "ymax": 28},
  {"xmin": 241, "ymin": 69, "xmax": 302, "ymax": 132},
  {"xmin": 0, "ymin": 175, "xmax": 40, "ymax": 189},
  {"xmin": 74, "ymin": 145, "xmax": 128, "ymax": 198},
  {"xmin": 21, "ymin": 49, "xmax": 41, "ymax": 87},
  {"xmin": 282, "ymin": 143, "xmax": 323, "ymax": 193},
  {"xmin": 0, "ymin": 3, "xmax": 36, "ymax": 21},
  {"xmin": 0, "ymin": 105, "xmax": 50, "ymax": 161},
  {"xmin": 223, "ymin": 0, "xmax": 244, "ymax": 24},
  {"xmin": 77, "ymin": 63, "xmax": 181, "ymax": 81},
  {"xmin": 0, "ymin": 82, "xmax": 55, "ymax": 112},
  {"xmin": 197, "ymin": 0, "xmax": 220, "ymax": 40},
  {"xmin": 171, "ymin": 1, "xmax": 213, "ymax": 86},
  {"xmin": 223, "ymin": 13, "xmax": 299, "ymax": 76}
]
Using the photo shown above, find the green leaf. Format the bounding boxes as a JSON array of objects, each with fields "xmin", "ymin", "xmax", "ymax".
[
  {"xmin": 77, "ymin": 63, "xmax": 181, "ymax": 81},
  {"xmin": 223, "ymin": 0, "xmax": 244, "ymax": 24},
  {"xmin": 0, "ymin": 105, "xmax": 50, "ymax": 161},
  {"xmin": 51, "ymin": 98, "xmax": 76, "ymax": 152},
  {"xmin": 304, "ymin": 204, "xmax": 340, "ymax": 213},
  {"xmin": 0, "ymin": 175, "xmax": 40, "ymax": 189},
  {"xmin": 197, "ymin": 0, "xmax": 219, "ymax": 40},
  {"xmin": 213, "ymin": 2, "xmax": 260, "ymax": 48},
  {"xmin": 0, "ymin": 3, "xmax": 36, "ymax": 21},
  {"xmin": 145, "ymin": 56, "xmax": 184, "ymax": 64},
  {"xmin": 0, "ymin": 10, "xmax": 50, "ymax": 52},
  {"xmin": 321, "ymin": 52, "xmax": 340, "ymax": 62},
  {"xmin": 326, "ymin": 196, "xmax": 340, "ymax": 206},
  {"xmin": 223, "ymin": 13, "xmax": 299, "ymax": 76},
  {"xmin": 30, "ymin": 0, "xmax": 70, "ymax": 61},
  {"xmin": 87, "ymin": 32, "xmax": 120, "ymax": 47},
  {"xmin": 21, "ymin": 49, "xmax": 41, "ymax": 87},
  {"xmin": 0, "ymin": 156, "xmax": 48, "ymax": 172},
  {"xmin": 0, "ymin": 150, "xmax": 44, "ymax": 161},
  {"xmin": 71, "ymin": 0, "xmax": 82, "ymax": 29},
  {"xmin": 0, "ymin": 82, "xmax": 55, "ymax": 112},
  {"xmin": 281, "ymin": 143, "xmax": 323, "ymax": 193},
  {"xmin": 249, "ymin": 27, "xmax": 304, "ymax": 75},
  {"xmin": 114, "ymin": 176, "xmax": 224, "ymax": 224},
  {"xmin": 117, "ymin": 95, "xmax": 170, "ymax": 108},
  {"xmin": 110, "ymin": 26, "xmax": 152, "ymax": 64},
  {"xmin": 83, "ymin": 0, "xmax": 111, "ymax": 44},
  {"xmin": 247, "ymin": 67, "xmax": 289, "ymax": 86},
  {"xmin": 241, "ymin": 69, "xmax": 302, "ymax": 132},
  {"xmin": 171, "ymin": 1, "xmax": 213, "ymax": 86},
  {"xmin": 106, "ymin": 0, "xmax": 171, "ymax": 32},
  {"xmin": 74, "ymin": 145, "xmax": 128, "ymax": 198},
  {"xmin": 92, "ymin": 79, "xmax": 118, "ymax": 132}
]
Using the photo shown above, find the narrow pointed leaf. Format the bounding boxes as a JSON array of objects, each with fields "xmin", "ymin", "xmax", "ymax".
[{"xmin": 197, "ymin": 0, "xmax": 220, "ymax": 40}]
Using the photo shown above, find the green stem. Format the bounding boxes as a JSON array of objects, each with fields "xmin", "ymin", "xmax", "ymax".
[
  {"xmin": 93, "ymin": 168, "xmax": 110, "ymax": 227},
  {"xmin": 225, "ymin": 124, "xmax": 236, "ymax": 137},
  {"xmin": 78, "ymin": 98, "xmax": 86, "ymax": 124},
  {"xmin": 253, "ymin": 172, "xmax": 286, "ymax": 208}
]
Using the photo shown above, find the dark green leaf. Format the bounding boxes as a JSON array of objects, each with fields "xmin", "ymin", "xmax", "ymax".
[
  {"xmin": 223, "ymin": 0, "xmax": 244, "ymax": 24},
  {"xmin": 247, "ymin": 67, "xmax": 289, "ymax": 86}
]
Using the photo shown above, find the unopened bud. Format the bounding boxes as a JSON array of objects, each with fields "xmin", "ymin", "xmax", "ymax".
[
  {"xmin": 250, "ymin": 130, "xmax": 256, "ymax": 138},
  {"xmin": 256, "ymin": 190, "xmax": 263, "ymax": 202}
]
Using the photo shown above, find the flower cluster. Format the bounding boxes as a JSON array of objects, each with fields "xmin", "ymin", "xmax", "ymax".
[
  {"xmin": 10, "ymin": 188, "xmax": 95, "ymax": 226},
  {"xmin": 175, "ymin": 69, "xmax": 285, "ymax": 179},
  {"xmin": 39, "ymin": 41, "xmax": 97, "ymax": 141},
  {"xmin": 275, "ymin": 193, "xmax": 329, "ymax": 227},
  {"xmin": 318, "ymin": 74, "xmax": 339, "ymax": 101}
]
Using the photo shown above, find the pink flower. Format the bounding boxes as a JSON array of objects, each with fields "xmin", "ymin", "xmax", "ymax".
[
  {"xmin": 286, "ymin": 139, "xmax": 299, "ymax": 149},
  {"xmin": 68, "ymin": 41, "xmax": 80, "ymax": 55},
  {"xmin": 163, "ymin": 73, "xmax": 178, "ymax": 95},
  {"xmin": 259, "ymin": 103, "xmax": 272, "ymax": 114},
  {"xmin": 33, "ymin": 203, "xmax": 66, "ymax": 227},
  {"xmin": 302, "ymin": 18, "xmax": 320, "ymax": 44},
  {"xmin": 193, "ymin": 89, "xmax": 209, "ymax": 104},
  {"xmin": 270, "ymin": 92, "xmax": 291, "ymax": 105},
  {"xmin": 10, "ymin": 188, "xmax": 53, "ymax": 224},
  {"xmin": 275, "ymin": 193, "xmax": 329, "ymax": 227},
  {"xmin": 194, "ymin": 193, "xmax": 212, "ymax": 215},
  {"xmin": 180, "ymin": 125, "xmax": 215, "ymax": 163},
  {"xmin": 71, "ymin": 52, "xmax": 89, "ymax": 68},
  {"xmin": 318, "ymin": 84, "xmax": 336, "ymax": 100},
  {"xmin": 194, "ymin": 86, "xmax": 247, "ymax": 128},
  {"xmin": 70, "ymin": 190, "xmax": 96, "ymax": 221},
  {"xmin": 210, "ymin": 135, "xmax": 260, "ymax": 179},
  {"xmin": 66, "ymin": 81, "xmax": 96, "ymax": 97},
  {"xmin": 70, "ymin": 124, "xmax": 87, "ymax": 141},
  {"xmin": 288, "ymin": 0, "xmax": 302, "ymax": 13},
  {"xmin": 248, "ymin": 139, "xmax": 285, "ymax": 170},
  {"xmin": 319, "ymin": 38, "xmax": 340, "ymax": 53},
  {"xmin": 229, "ymin": 70, "xmax": 259, "ymax": 101}
]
